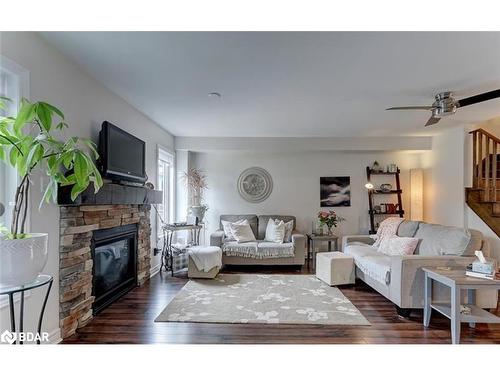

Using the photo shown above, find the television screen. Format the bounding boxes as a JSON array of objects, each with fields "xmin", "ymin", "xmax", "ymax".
[{"xmin": 99, "ymin": 121, "xmax": 146, "ymax": 183}]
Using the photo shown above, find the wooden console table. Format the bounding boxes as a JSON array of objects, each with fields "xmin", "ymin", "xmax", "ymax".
[{"xmin": 422, "ymin": 267, "xmax": 500, "ymax": 344}]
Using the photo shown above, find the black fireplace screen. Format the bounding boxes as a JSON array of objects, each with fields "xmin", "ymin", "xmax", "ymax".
[{"xmin": 92, "ymin": 224, "xmax": 138, "ymax": 314}]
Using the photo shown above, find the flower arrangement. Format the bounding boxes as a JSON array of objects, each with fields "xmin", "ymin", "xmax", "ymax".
[{"xmin": 317, "ymin": 210, "xmax": 344, "ymax": 235}]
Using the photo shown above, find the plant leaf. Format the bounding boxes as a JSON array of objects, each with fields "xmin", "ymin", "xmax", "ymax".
[
  {"xmin": 70, "ymin": 181, "xmax": 88, "ymax": 201},
  {"xmin": 13, "ymin": 99, "xmax": 35, "ymax": 136},
  {"xmin": 9, "ymin": 146, "xmax": 19, "ymax": 167},
  {"xmin": 60, "ymin": 173, "xmax": 76, "ymax": 186},
  {"xmin": 39, "ymin": 102, "xmax": 64, "ymax": 119},
  {"xmin": 26, "ymin": 143, "xmax": 44, "ymax": 169},
  {"xmin": 73, "ymin": 152, "xmax": 86, "ymax": 186},
  {"xmin": 83, "ymin": 153, "xmax": 103, "ymax": 192},
  {"xmin": 40, "ymin": 179, "xmax": 55, "ymax": 209},
  {"xmin": 81, "ymin": 138, "xmax": 99, "ymax": 159},
  {"xmin": 56, "ymin": 121, "xmax": 69, "ymax": 130},
  {"xmin": 36, "ymin": 102, "xmax": 53, "ymax": 132}
]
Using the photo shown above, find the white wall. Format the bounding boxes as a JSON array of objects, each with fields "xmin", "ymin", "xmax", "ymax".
[
  {"xmin": 191, "ymin": 150, "xmax": 423, "ymax": 243},
  {"xmin": 0, "ymin": 32, "xmax": 174, "ymax": 342},
  {"xmin": 422, "ymin": 123, "xmax": 500, "ymax": 262},
  {"xmin": 421, "ymin": 127, "xmax": 465, "ymax": 228}
]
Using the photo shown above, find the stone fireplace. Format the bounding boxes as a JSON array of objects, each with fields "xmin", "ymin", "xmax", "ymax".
[{"xmin": 58, "ymin": 183, "xmax": 161, "ymax": 339}]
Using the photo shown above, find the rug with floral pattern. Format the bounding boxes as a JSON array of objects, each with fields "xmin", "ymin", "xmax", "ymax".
[{"xmin": 155, "ymin": 274, "xmax": 370, "ymax": 325}]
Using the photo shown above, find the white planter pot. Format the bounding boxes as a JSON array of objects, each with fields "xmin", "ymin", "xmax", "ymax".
[
  {"xmin": 189, "ymin": 206, "xmax": 207, "ymax": 223},
  {"xmin": 0, "ymin": 233, "xmax": 48, "ymax": 287}
]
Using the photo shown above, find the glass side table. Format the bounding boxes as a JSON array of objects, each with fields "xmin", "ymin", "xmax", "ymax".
[
  {"xmin": 160, "ymin": 224, "xmax": 203, "ymax": 276},
  {"xmin": 306, "ymin": 234, "xmax": 339, "ymax": 270},
  {"xmin": 0, "ymin": 274, "xmax": 53, "ymax": 344}
]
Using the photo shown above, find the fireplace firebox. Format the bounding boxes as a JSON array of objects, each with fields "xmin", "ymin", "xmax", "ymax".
[{"xmin": 91, "ymin": 224, "xmax": 138, "ymax": 314}]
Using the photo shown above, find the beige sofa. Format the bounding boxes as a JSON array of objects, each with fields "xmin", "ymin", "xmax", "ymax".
[
  {"xmin": 210, "ymin": 214, "xmax": 306, "ymax": 266},
  {"xmin": 342, "ymin": 220, "xmax": 498, "ymax": 315}
]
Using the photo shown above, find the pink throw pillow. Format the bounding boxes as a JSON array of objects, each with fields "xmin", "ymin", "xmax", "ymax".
[{"xmin": 378, "ymin": 235, "xmax": 419, "ymax": 256}]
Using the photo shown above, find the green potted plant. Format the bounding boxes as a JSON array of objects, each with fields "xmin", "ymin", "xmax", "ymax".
[{"xmin": 0, "ymin": 97, "xmax": 102, "ymax": 286}]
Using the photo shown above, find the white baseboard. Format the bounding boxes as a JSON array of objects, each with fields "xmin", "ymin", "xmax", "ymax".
[
  {"xmin": 150, "ymin": 263, "xmax": 161, "ymax": 278},
  {"xmin": 0, "ymin": 291, "xmax": 31, "ymax": 309}
]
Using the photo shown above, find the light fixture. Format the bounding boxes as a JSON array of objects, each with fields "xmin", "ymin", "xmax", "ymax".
[
  {"xmin": 208, "ymin": 92, "xmax": 221, "ymax": 98},
  {"xmin": 364, "ymin": 182, "xmax": 374, "ymax": 190}
]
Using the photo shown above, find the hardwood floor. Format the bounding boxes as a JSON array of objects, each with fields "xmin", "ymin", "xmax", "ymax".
[{"xmin": 63, "ymin": 264, "xmax": 500, "ymax": 344}]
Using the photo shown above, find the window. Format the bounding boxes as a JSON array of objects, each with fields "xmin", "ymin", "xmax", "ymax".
[
  {"xmin": 0, "ymin": 57, "xmax": 29, "ymax": 308},
  {"xmin": 157, "ymin": 146, "xmax": 174, "ymax": 238},
  {"xmin": 0, "ymin": 56, "xmax": 28, "ymax": 232}
]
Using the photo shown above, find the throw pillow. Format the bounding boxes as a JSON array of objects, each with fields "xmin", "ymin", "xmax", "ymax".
[
  {"xmin": 230, "ymin": 222, "xmax": 256, "ymax": 243},
  {"xmin": 265, "ymin": 219, "xmax": 286, "ymax": 243},
  {"xmin": 378, "ymin": 235, "xmax": 419, "ymax": 256},
  {"xmin": 283, "ymin": 220, "xmax": 294, "ymax": 243},
  {"xmin": 221, "ymin": 219, "xmax": 248, "ymax": 241}
]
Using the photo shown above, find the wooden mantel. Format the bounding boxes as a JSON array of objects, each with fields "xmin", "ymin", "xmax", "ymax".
[{"xmin": 58, "ymin": 183, "xmax": 162, "ymax": 206}]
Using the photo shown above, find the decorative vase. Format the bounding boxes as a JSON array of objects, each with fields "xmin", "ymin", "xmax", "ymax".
[
  {"xmin": 189, "ymin": 206, "xmax": 207, "ymax": 224},
  {"xmin": 326, "ymin": 225, "xmax": 335, "ymax": 236},
  {"xmin": 0, "ymin": 233, "xmax": 49, "ymax": 287}
]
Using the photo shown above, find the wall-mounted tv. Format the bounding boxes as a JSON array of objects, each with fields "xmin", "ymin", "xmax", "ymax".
[{"xmin": 98, "ymin": 121, "xmax": 147, "ymax": 183}]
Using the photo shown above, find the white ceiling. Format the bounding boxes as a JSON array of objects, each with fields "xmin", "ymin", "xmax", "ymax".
[{"xmin": 40, "ymin": 32, "xmax": 500, "ymax": 137}]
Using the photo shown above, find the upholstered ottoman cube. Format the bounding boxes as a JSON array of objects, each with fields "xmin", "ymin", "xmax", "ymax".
[
  {"xmin": 187, "ymin": 246, "xmax": 222, "ymax": 279},
  {"xmin": 316, "ymin": 251, "xmax": 355, "ymax": 286}
]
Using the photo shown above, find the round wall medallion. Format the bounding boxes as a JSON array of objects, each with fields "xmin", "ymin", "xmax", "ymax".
[{"xmin": 237, "ymin": 167, "xmax": 273, "ymax": 203}]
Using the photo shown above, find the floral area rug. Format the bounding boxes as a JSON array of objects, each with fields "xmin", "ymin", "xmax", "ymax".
[{"xmin": 155, "ymin": 274, "xmax": 370, "ymax": 325}]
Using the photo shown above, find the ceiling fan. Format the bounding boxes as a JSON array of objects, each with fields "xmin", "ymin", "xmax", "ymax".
[{"xmin": 386, "ymin": 89, "xmax": 500, "ymax": 127}]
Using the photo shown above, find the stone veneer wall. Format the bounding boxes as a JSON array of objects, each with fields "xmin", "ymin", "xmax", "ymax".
[{"xmin": 59, "ymin": 204, "xmax": 152, "ymax": 339}]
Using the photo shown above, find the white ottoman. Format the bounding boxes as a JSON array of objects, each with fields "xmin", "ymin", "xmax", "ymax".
[
  {"xmin": 187, "ymin": 246, "xmax": 222, "ymax": 279},
  {"xmin": 316, "ymin": 251, "xmax": 355, "ymax": 286}
]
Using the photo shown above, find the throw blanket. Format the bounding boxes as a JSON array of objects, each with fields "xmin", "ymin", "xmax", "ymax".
[
  {"xmin": 188, "ymin": 246, "xmax": 222, "ymax": 272},
  {"xmin": 223, "ymin": 241, "xmax": 295, "ymax": 259},
  {"xmin": 372, "ymin": 217, "xmax": 404, "ymax": 248}
]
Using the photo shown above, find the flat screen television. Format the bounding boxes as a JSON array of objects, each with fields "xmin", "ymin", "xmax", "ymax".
[{"xmin": 98, "ymin": 121, "xmax": 147, "ymax": 183}]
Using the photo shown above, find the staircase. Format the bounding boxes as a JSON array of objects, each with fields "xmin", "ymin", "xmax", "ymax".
[{"xmin": 466, "ymin": 128, "xmax": 500, "ymax": 236}]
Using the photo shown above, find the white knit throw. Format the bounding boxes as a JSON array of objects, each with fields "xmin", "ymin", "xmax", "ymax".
[{"xmin": 372, "ymin": 217, "xmax": 404, "ymax": 248}]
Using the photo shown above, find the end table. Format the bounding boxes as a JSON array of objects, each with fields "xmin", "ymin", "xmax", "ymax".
[
  {"xmin": 306, "ymin": 234, "xmax": 339, "ymax": 269},
  {"xmin": 422, "ymin": 267, "xmax": 500, "ymax": 344}
]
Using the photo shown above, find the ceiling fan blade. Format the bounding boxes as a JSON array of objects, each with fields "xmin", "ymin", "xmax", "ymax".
[
  {"xmin": 386, "ymin": 106, "xmax": 434, "ymax": 111},
  {"xmin": 457, "ymin": 88, "xmax": 500, "ymax": 108},
  {"xmin": 424, "ymin": 116, "xmax": 441, "ymax": 127}
]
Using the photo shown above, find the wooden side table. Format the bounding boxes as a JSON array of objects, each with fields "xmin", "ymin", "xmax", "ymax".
[
  {"xmin": 306, "ymin": 234, "xmax": 339, "ymax": 270},
  {"xmin": 422, "ymin": 267, "xmax": 500, "ymax": 344}
]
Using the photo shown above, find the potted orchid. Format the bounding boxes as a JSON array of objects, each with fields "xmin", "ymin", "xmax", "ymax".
[
  {"xmin": 317, "ymin": 210, "xmax": 344, "ymax": 236},
  {"xmin": 0, "ymin": 97, "xmax": 102, "ymax": 287}
]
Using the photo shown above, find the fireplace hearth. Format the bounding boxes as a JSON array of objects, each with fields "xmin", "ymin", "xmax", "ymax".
[{"xmin": 92, "ymin": 224, "xmax": 138, "ymax": 314}]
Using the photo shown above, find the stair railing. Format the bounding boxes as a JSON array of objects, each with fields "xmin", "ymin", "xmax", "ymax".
[{"xmin": 470, "ymin": 128, "xmax": 500, "ymax": 202}]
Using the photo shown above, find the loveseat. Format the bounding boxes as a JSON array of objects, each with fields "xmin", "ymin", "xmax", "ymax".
[
  {"xmin": 342, "ymin": 220, "xmax": 498, "ymax": 314},
  {"xmin": 210, "ymin": 214, "xmax": 306, "ymax": 266}
]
